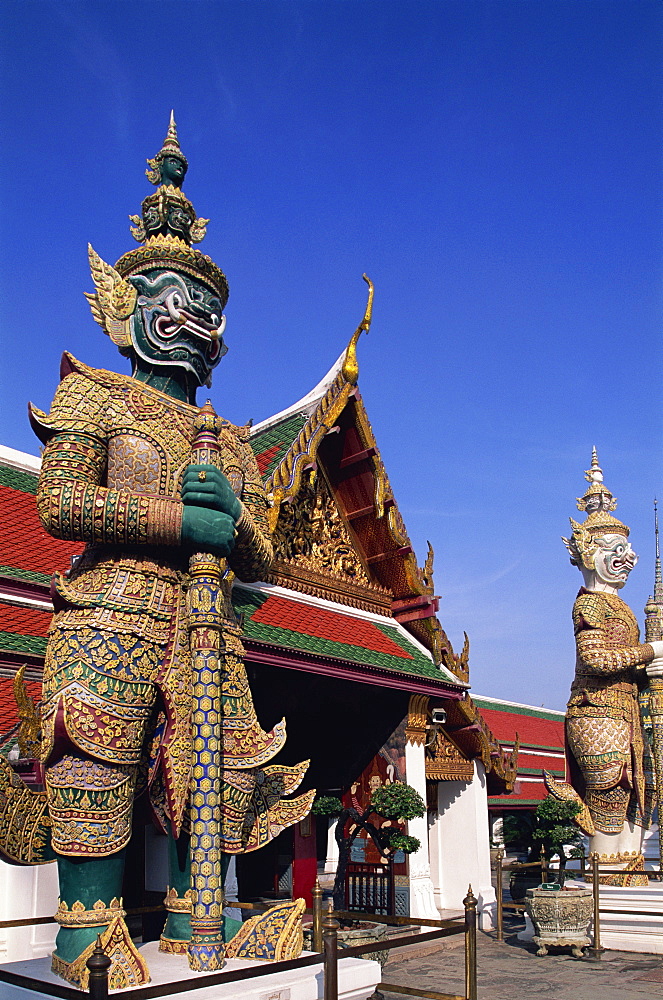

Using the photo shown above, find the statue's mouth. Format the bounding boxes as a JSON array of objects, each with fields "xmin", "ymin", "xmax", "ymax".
[
  {"xmin": 154, "ymin": 301, "xmax": 226, "ymax": 360},
  {"xmin": 607, "ymin": 551, "xmax": 636, "ymax": 579}
]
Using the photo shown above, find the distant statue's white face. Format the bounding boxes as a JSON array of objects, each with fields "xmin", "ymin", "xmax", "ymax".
[{"xmin": 593, "ymin": 533, "xmax": 638, "ymax": 589}]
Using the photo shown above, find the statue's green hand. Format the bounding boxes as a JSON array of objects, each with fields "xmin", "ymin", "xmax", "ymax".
[
  {"xmin": 181, "ymin": 507, "xmax": 237, "ymax": 557},
  {"xmin": 182, "ymin": 465, "xmax": 242, "ymax": 522}
]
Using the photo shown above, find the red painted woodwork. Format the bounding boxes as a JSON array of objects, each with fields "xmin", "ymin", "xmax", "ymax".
[{"xmin": 292, "ymin": 818, "xmax": 317, "ymax": 907}]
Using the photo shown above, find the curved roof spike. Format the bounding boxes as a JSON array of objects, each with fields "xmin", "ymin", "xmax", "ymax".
[
  {"xmin": 341, "ymin": 274, "xmax": 374, "ymax": 385},
  {"xmin": 251, "ymin": 275, "xmax": 374, "ymax": 436}
]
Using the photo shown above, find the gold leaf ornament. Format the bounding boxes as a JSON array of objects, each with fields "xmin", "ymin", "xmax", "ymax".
[{"xmin": 85, "ymin": 244, "xmax": 137, "ymax": 348}]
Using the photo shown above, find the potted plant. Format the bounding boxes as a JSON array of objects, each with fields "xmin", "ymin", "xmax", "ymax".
[
  {"xmin": 506, "ymin": 797, "xmax": 591, "ymax": 956},
  {"xmin": 531, "ymin": 797, "xmax": 583, "ymax": 881},
  {"xmin": 310, "ymin": 783, "xmax": 425, "ymax": 964},
  {"xmin": 507, "ymin": 797, "xmax": 583, "ymax": 900}
]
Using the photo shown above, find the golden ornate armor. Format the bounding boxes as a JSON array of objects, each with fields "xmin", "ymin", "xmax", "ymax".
[
  {"xmin": 567, "ymin": 589, "xmax": 653, "ymax": 833},
  {"xmin": 30, "ymin": 354, "xmax": 278, "ymax": 852}
]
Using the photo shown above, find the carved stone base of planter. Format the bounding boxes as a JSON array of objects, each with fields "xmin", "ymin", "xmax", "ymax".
[{"xmin": 525, "ymin": 888, "xmax": 593, "ymax": 958}]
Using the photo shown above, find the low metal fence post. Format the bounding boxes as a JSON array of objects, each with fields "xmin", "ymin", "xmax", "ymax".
[
  {"xmin": 323, "ymin": 900, "xmax": 339, "ymax": 1000},
  {"xmin": 588, "ymin": 851, "xmax": 604, "ymax": 960},
  {"xmin": 87, "ymin": 936, "xmax": 110, "ymax": 1000},
  {"xmin": 464, "ymin": 885, "xmax": 477, "ymax": 1000},
  {"xmin": 312, "ymin": 879, "xmax": 323, "ymax": 952},
  {"xmin": 496, "ymin": 849, "xmax": 504, "ymax": 942}
]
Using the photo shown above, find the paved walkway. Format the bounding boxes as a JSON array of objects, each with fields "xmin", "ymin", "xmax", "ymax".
[{"xmin": 381, "ymin": 920, "xmax": 663, "ymax": 1000}]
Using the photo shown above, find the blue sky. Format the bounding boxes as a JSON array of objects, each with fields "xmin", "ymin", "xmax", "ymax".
[{"xmin": 1, "ymin": 1, "xmax": 661, "ymax": 710}]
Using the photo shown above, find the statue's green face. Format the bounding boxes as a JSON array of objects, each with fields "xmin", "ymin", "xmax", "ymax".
[
  {"xmin": 129, "ymin": 269, "xmax": 227, "ymax": 387},
  {"xmin": 160, "ymin": 155, "xmax": 187, "ymax": 188}
]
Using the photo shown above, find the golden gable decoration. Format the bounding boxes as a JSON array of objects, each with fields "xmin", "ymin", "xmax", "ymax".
[
  {"xmin": 426, "ymin": 728, "xmax": 474, "ymax": 782},
  {"xmin": 273, "ymin": 475, "xmax": 369, "ymax": 585}
]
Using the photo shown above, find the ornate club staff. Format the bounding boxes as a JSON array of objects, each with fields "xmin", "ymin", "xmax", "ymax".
[
  {"xmin": 645, "ymin": 501, "xmax": 663, "ymax": 872},
  {"xmin": 187, "ymin": 401, "xmax": 228, "ymax": 971}
]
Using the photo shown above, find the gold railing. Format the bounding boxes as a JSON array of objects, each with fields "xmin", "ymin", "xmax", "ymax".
[
  {"xmin": 493, "ymin": 847, "xmax": 663, "ymax": 959},
  {"xmin": 0, "ymin": 885, "xmax": 479, "ymax": 1000}
]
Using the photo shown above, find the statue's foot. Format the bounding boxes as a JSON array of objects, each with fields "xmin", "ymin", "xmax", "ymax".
[
  {"xmin": 159, "ymin": 910, "xmax": 191, "ymax": 955},
  {"xmin": 159, "ymin": 887, "xmax": 192, "ymax": 954},
  {"xmin": 598, "ymin": 851, "xmax": 648, "ymax": 887},
  {"xmin": 52, "ymin": 912, "xmax": 150, "ymax": 990},
  {"xmin": 159, "ymin": 894, "xmax": 243, "ymax": 953}
]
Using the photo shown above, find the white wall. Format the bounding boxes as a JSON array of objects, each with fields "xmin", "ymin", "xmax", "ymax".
[
  {"xmin": 428, "ymin": 762, "xmax": 496, "ymax": 929},
  {"xmin": 404, "ymin": 740, "xmax": 438, "ymax": 919},
  {"xmin": 325, "ymin": 817, "xmax": 339, "ymax": 874},
  {"xmin": 0, "ymin": 860, "xmax": 58, "ymax": 962}
]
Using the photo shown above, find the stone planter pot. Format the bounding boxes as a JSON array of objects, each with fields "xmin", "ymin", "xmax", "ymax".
[
  {"xmin": 525, "ymin": 887, "xmax": 592, "ymax": 957},
  {"xmin": 304, "ymin": 921, "xmax": 389, "ymax": 967}
]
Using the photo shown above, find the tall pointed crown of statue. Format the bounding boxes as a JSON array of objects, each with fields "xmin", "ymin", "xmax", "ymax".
[
  {"xmin": 114, "ymin": 112, "xmax": 229, "ymax": 307},
  {"xmin": 563, "ymin": 448, "xmax": 629, "ymax": 568}
]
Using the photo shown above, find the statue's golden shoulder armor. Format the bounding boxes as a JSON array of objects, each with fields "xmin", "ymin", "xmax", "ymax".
[
  {"xmin": 573, "ymin": 590, "xmax": 639, "ymax": 643},
  {"xmin": 573, "ymin": 591, "xmax": 607, "ymax": 630},
  {"xmin": 30, "ymin": 353, "xmax": 207, "ymax": 445},
  {"xmin": 29, "ymin": 354, "xmax": 117, "ymax": 443}
]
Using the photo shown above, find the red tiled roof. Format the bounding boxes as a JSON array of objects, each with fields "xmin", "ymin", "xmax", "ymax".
[
  {"xmin": 0, "ymin": 676, "xmax": 42, "ymax": 739},
  {"xmin": 0, "ymin": 604, "xmax": 52, "ymax": 638},
  {"xmin": 0, "ymin": 483, "xmax": 80, "ymax": 578},
  {"xmin": 250, "ymin": 594, "xmax": 413, "ymax": 659},
  {"xmin": 255, "ymin": 445, "xmax": 282, "ymax": 475},
  {"xmin": 476, "ymin": 705, "xmax": 564, "ymax": 751}
]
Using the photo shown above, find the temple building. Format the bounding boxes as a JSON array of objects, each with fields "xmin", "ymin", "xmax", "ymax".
[
  {"xmin": 0, "ymin": 335, "xmax": 518, "ymax": 961},
  {"xmin": 471, "ymin": 696, "xmax": 565, "ymax": 848}
]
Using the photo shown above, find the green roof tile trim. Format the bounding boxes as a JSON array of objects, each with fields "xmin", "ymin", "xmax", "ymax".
[
  {"xmin": 0, "ymin": 465, "xmax": 38, "ymax": 495},
  {"xmin": 517, "ymin": 766, "xmax": 564, "ymax": 777},
  {"xmin": 0, "ymin": 565, "xmax": 51, "ymax": 585},
  {"xmin": 250, "ymin": 413, "xmax": 308, "ymax": 478},
  {"xmin": 233, "ymin": 587, "xmax": 447, "ymax": 681},
  {"xmin": 472, "ymin": 697, "xmax": 565, "ymax": 721},
  {"xmin": 500, "ymin": 742, "xmax": 565, "ymax": 752},
  {"xmin": 0, "ymin": 631, "xmax": 47, "ymax": 656},
  {"xmin": 488, "ymin": 799, "xmax": 543, "ymax": 806}
]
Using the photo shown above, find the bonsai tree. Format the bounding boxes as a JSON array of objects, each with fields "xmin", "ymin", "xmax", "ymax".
[
  {"xmin": 504, "ymin": 797, "xmax": 584, "ymax": 900},
  {"xmin": 531, "ymin": 796, "xmax": 583, "ymax": 881},
  {"xmin": 312, "ymin": 782, "xmax": 425, "ymax": 911}
]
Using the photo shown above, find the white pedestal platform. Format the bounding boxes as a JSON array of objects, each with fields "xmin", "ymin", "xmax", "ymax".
[
  {"xmin": 598, "ymin": 884, "xmax": 663, "ymax": 954},
  {"xmin": 0, "ymin": 941, "xmax": 382, "ymax": 999}
]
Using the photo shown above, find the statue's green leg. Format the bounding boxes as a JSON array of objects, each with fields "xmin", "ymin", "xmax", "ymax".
[
  {"xmin": 54, "ymin": 849, "xmax": 126, "ymax": 963},
  {"xmin": 221, "ymin": 855, "xmax": 243, "ymax": 942},
  {"xmin": 161, "ymin": 831, "xmax": 192, "ymax": 947}
]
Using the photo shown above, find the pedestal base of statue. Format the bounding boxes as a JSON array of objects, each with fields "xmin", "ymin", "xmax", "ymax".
[
  {"xmin": 597, "ymin": 884, "xmax": 663, "ymax": 954},
  {"xmin": 0, "ymin": 941, "xmax": 382, "ymax": 999},
  {"xmin": 519, "ymin": 884, "xmax": 663, "ymax": 955}
]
